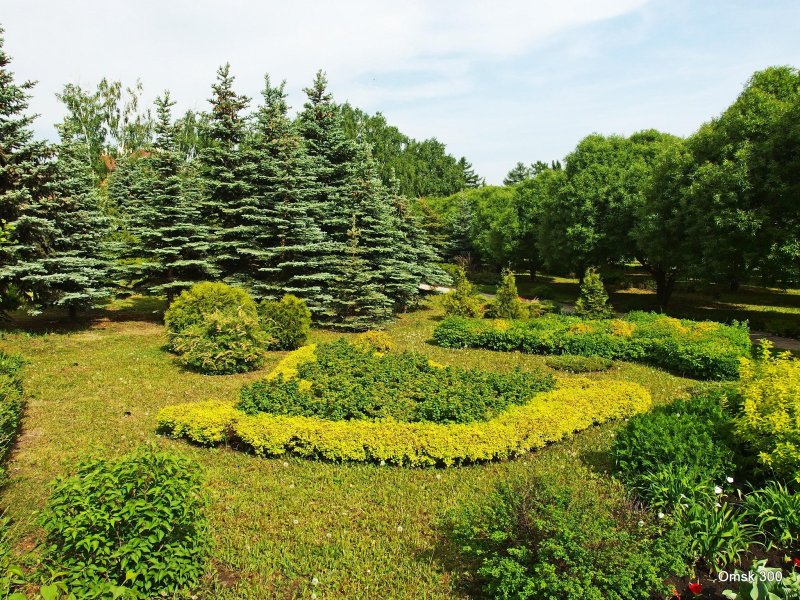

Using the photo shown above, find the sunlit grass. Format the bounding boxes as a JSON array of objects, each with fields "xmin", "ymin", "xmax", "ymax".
[{"xmin": 0, "ymin": 296, "xmax": 695, "ymax": 598}]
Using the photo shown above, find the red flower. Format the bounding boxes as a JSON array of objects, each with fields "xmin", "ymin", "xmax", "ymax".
[
  {"xmin": 794, "ymin": 557, "xmax": 800, "ymax": 568},
  {"xmin": 688, "ymin": 581, "xmax": 703, "ymax": 595}
]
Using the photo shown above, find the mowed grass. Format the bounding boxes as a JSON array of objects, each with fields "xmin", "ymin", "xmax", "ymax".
[{"xmin": 0, "ymin": 296, "xmax": 695, "ymax": 599}]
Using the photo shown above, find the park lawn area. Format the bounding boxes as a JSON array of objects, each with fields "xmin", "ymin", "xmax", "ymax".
[{"xmin": 0, "ymin": 296, "xmax": 695, "ymax": 599}]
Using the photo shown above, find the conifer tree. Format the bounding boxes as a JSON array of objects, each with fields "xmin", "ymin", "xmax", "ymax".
[
  {"xmin": 492, "ymin": 268, "xmax": 525, "ymax": 319},
  {"xmin": 247, "ymin": 75, "xmax": 331, "ymax": 309},
  {"xmin": 127, "ymin": 92, "xmax": 217, "ymax": 303},
  {"xmin": 196, "ymin": 64, "xmax": 258, "ymax": 288},
  {"xmin": 8, "ymin": 122, "xmax": 112, "ymax": 316},
  {"xmin": 574, "ymin": 267, "xmax": 613, "ymax": 318}
]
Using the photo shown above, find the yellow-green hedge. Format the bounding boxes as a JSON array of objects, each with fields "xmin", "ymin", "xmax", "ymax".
[{"xmin": 157, "ymin": 378, "xmax": 651, "ymax": 466}]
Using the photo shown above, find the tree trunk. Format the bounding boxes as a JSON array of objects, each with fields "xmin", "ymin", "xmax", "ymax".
[
  {"xmin": 653, "ymin": 270, "xmax": 675, "ymax": 311},
  {"xmin": 529, "ymin": 265, "xmax": 537, "ymax": 282},
  {"xmin": 728, "ymin": 277, "xmax": 740, "ymax": 292}
]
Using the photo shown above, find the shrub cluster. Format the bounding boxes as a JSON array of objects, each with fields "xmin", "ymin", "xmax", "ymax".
[
  {"xmin": 159, "ymin": 372, "xmax": 651, "ymax": 466},
  {"xmin": 238, "ymin": 340, "xmax": 555, "ymax": 424},
  {"xmin": 444, "ymin": 466, "xmax": 688, "ymax": 600},
  {"xmin": 0, "ymin": 352, "xmax": 23, "ymax": 483},
  {"xmin": 734, "ymin": 342, "xmax": 800, "ymax": 483},
  {"xmin": 41, "ymin": 446, "xmax": 209, "ymax": 599},
  {"xmin": 164, "ymin": 282, "xmax": 311, "ymax": 374},
  {"xmin": 433, "ymin": 311, "xmax": 751, "ymax": 379},
  {"xmin": 258, "ymin": 294, "xmax": 311, "ymax": 350}
]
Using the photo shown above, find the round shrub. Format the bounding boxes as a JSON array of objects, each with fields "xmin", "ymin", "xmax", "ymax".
[
  {"xmin": 41, "ymin": 446, "xmax": 209, "ymax": 599},
  {"xmin": 164, "ymin": 281, "xmax": 258, "ymax": 343},
  {"xmin": 545, "ymin": 354, "xmax": 613, "ymax": 373},
  {"xmin": 353, "ymin": 330, "xmax": 395, "ymax": 353},
  {"xmin": 444, "ymin": 467, "xmax": 689, "ymax": 599},
  {"xmin": 172, "ymin": 308, "xmax": 269, "ymax": 374},
  {"xmin": 258, "ymin": 294, "xmax": 311, "ymax": 351}
]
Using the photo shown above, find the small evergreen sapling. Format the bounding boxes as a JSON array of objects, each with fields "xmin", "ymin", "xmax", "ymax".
[
  {"xmin": 575, "ymin": 268, "xmax": 613, "ymax": 318},
  {"xmin": 441, "ymin": 265, "xmax": 484, "ymax": 318},
  {"xmin": 489, "ymin": 269, "xmax": 526, "ymax": 319}
]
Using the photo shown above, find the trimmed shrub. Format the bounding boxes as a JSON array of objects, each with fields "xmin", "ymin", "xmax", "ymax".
[
  {"xmin": 238, "ymin": 340, "xmax": 555, "ymax": 424},
  {"xmin": 575, "ymin": 268, "xmax": 613, "ymax": 319},
  {"xmin": 258, "ymin": 294, "xmax": 311, "ymax": 351},
  {"xmin": 612, "ymin": 391, "xmax": 737, "ymax": 507},
  {"xmin": 41, "ymin": 446, "xmax": 209, "ymax": 599},
  {"xmin": 441, "ymin": 266, "xmax": 484, "ymax": 318},
  {"xmin": 0, "ymin": 352, "xmax": 23, "ymax": 483},
  {"xmin": 158, "ymin": 376, "xmax": 651, "ymax": 466},
  {"xmin": 171, "ymin": 307, "xmax": 269, "ymax": 374},
  {"xmin": 353, "ymin": 330, "xmax": 396, "ymax": 353},
  {"xmin": 432, "ymin": 312, "xmax": 751, "ymax": 380},
  {"xmin": 545, "ymin": 354, "xmax": 613, "ymax": 373},
  {"xmin": 444, "ymin": 466, "xmax": 689, "ymax": 599},
  {"xmin": 164, "ymin": 281, "xmax": 258, "ymax": 345},
  {"xmin": 734, "ymin": 342, "xmax": 800, "ymax": 483}
]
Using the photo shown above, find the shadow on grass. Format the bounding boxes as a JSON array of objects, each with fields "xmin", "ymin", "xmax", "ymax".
[{"xmin": 0, "ymin": 295, "xmax": 167, "ymax": 336}]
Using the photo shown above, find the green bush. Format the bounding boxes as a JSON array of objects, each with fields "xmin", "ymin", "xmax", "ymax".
[
  {"xmin": 441, "ymin": 266, "xmax": 484, "ymax": 318},
  {"xmin": 574, "ymin": 268, "xmax": 613, "ymax": 318},
  {"xmin": 41, "ymin": 446, "xmax": 209, "ymax": 599},
  {"xmin": 172, "ymin": 307, "xmax": 269, "ymax": 374},
  {"xmin": 0, "ymin": 352, "xmax": 23, "ymax": 484},
  {"xmin": 164, "ymin": 281, "xmax": 258, "ymax": 344},
  {"xmin": 353, "ymin": 330, "xmax": 395, "ymax": 352},
  {"xmin": 612, "ymin": 391, "xmax": 737, "ymax": 506},
  {"xmin": 258, "ymin": 294, "xmax": 311, "ymax": 350},
  {"xmin": 432, "ymin": 312, "xmax": 751, "ymax": 380},
  {"xmin": 444, "ymin": 467, "xmax": 689, "ymax": 599},
  {"xmin": 545, "ymin": 354, "xmax": 613, "ymax": 373},
  {"xmin": 741, "ymin": 482, "xmax": 800, "ymax": 551},
  {"xmin": 239, "ymin": 339, "xmax": 554, "ymax": 424},
  {"xmin": 487, "ymin": 269, "xmax": 526, "ymax": 319}
]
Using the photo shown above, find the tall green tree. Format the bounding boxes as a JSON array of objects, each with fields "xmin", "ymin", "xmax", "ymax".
[
  {"xmin": 126, "ymin": 92, "xmax": 217, "ymax": 303},
  {"xmin": 248, "ymin": 75, "xmax": 331, "ymax": 308},
  {"xmin": 196, "ymin": 64, "xmax": 258, "ymax": 288},
  {"xmin": 0, "ymin": 27, "xmax": 55, "ymax": 312}
]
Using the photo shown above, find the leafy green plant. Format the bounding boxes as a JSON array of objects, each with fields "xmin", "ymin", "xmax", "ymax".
[
  {"xmin": 433, "ymin": 312, "xmax": 751, "ymax": 379},
  {"xmin": 238, "ymin": 339, "xmax": 554, "ymax": 424},
  {"xmin": 258, "ymin": 294, "xmax": 311, "ymax": 350},
  {"xmin": 40, "ymin": 446, "xmax": 209, "ymax": 599},
  {"xmin": 171, "ymin": 307, "xmax": 269, "ymax": 374},
  {"xmin": 0, "ymin": 352, "xmax": 23, "ymax": 484},
  {"xmin": 632, "ymin": 464, "xmax": 716, "ymax": 512},
  {"xmin": 722, "ymin": 560, "xmax": 800, "ymax": 599},
  {"xmin": 741, "ymin": 482, "xmax": 800, "ymax": 551},
  {"xmin": 486, "ymin": 269, "xmax": 525, "ymax": 319},
  {"xmin": 164, "ymin": 281, "xmax": 258, "ymax": 344},
  {"xmin": 443, "ymin": 467, "xmax": 689, "ymax": 599},
  {"xmin": 441, "ymin": 266, "xmax": 484, "ymax": 318},
  {"xmin": 679, "ymin": 501, "xmax": 759, "ymax": 574},
  {"xmin": 545, "ymin": 354, "xmax": 613, "ymax": 373},
  {"xmin": 574, "ymin": 268, "xmax": 613, "ymax": 319}
]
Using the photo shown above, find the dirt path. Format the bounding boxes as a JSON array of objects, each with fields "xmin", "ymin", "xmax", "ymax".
[{"xmin": 750, "ymin": 330, "xmax": 800, "ymax": 351}]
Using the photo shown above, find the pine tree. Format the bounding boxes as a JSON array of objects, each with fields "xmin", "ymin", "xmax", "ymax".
[
  {"xmin": 127, "ymin": 92, "xmax": 217, "ymax": 303},
  {"xmin": 196, "ymin": 64, "xmax": 257, "ymax": 288},
  {"xmin": 574, "ymin": 268, "xmax": 613, "ymax": 318},
  {"xmin": 492, "ymin": 268, "xmax": 525, "ymax": 319},
  {"xmin": 247, "ymin": 75, "xmax": 331, "ymax": 308},
  {"xmin": 0, "ymin": 27, "xmax": 56, "ymax": 312},
  {"xmin": 8, "ymin": 122, "xmax": 112, "ymax": 316},
  {"xmin": 459, "ymin": 157, "xmax": 484, "ymax": 188}
]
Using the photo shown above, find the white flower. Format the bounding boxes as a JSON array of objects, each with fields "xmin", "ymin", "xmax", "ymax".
[
  {"xmin": 637, "ymin": 520, "xmax": 644, "ymax": 527},
  {"xmin": 311, "ymin": 594, "xmax": 317, "ymax": 600},
  {"xmin": 714, "ymin": 486, "xmax": 723, "ymax": 494},
  {"xmin": 282, "ymin": 461, "xmax": 289, "ymax": 467},
  {"xmin": 380, "ymin": 460, "xmax": 386, "ymax": 466},
  {"xmin": 435, "ymin": 474, "xmax": 442, "ymax": 480},
  {"xmin": 397, "ymin": 525, "xmax": 404, "ymax": 532},
  {"xmin": 726, "ymin": 476, "xmax": 734, "ymax": 484},
  {"xmin": 715, "ymin": 502, "xmax": 722, "ymax": 508},
  {"xmin": 326, "ymin": 533, "xmax": 332, "ymax": 539},
  {"xmin": 311, "ymin": 577, "xmax": 319, "ymax": 586},
  {"xmin": 658, "ymin": 512, "xmax": 665, "ymax": 519},
  {"xmin": 293, "ymin": 519, "xmax": 299, "ymax": 525}
]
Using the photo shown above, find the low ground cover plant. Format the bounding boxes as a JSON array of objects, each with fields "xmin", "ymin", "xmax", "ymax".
[
  {"xmin": 238, "ymin": 339, "xmax": 555, "ymax": 424},
  {"xmin": 0, "ymin": 352, "xmax": 23, "ymax": 483},
  {"xmin": 545, "ymin": 354, "xmax": 613, "ymax": 373},
  {"xmin": 433, "ymin": 311, "xmax": 751, "ymax": 379},
  {"xmin": 443, "ymin": 466, "xmax": 689, "ymax": 600},
  {"xmin": 159, "ymin": 345, "xmax": 651, "ymax": 466},
  {"xmin": 40, "ymin": 446, "xmax": 209, "ymax": 599}
]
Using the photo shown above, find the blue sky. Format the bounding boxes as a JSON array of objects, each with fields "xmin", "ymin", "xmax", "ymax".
[{"xmin": 3, "ymin": 0, "xmax": 800, "ymax": 184}]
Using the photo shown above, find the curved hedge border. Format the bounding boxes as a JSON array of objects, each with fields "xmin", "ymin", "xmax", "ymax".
[
  {"xmin": 432, "ymin": 312, "xmax": 751, "ymax": 380},
  {"xmin": 158, "ymin": 360, "xmax": 651, "ymax": 466}
]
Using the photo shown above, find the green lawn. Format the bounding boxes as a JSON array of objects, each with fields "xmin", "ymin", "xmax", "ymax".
[{"xmin": 0, "ymin": 297, "xmax": 695, "ymax": 599}]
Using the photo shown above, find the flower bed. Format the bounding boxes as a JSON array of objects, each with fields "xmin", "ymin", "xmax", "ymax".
[
  {"xmin": 432, "ymin": 311, "xmax": 751, "ymax": 380},
  {"xmin": 158, "ymin": 345, "xmax": 651, "ymax": 466}
]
